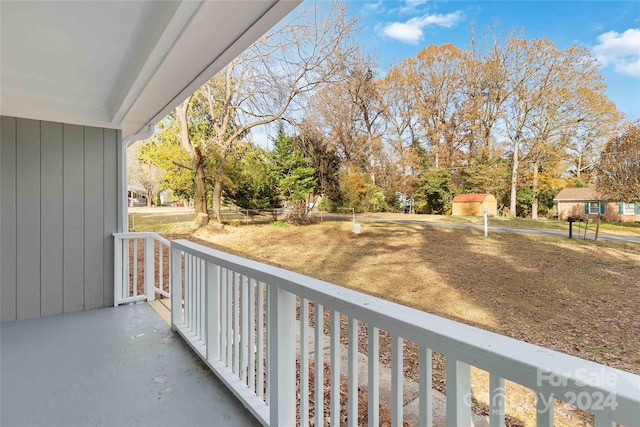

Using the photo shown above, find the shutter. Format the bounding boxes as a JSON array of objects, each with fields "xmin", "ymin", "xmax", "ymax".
[
  {"xmin": 619, "ymin": 202, "xmax": 624, "ymax": 214},
  {"xmin": 585, "ymin": 202, "xmax": 589, "ymax": 213},
  {"xmin": 600, "ymin": 202, "xmax": 605, "ymax": 214},
  {"xmin": 635, "ymin": 203, "xmax": 640, "ymax": 215}
]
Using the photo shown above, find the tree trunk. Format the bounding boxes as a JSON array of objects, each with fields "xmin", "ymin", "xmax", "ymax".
[
  {"xmin": 146, "ymin": 194, "xmax": 152, "ymax": 207},
  {"xmin": 194, "ymin": 161, "xmax": 209, "ymax": 227},
  {"xmin": 211, "ymin": 159, "xmax": 226, "ymax": 224},
  {"xmin": 509, "ymin": 137, "xmax": 520, "ymax": 216},
  {"xmin": 177, "ymin": 96, "xmax": 209, "ymax": 227},
  {"xmin": 576, "ymin": 152, "xmax": 582, "ymax": 180},
  {"xmin": 212, "ymin": 178, "xmax": 223, "ymax": 223},
  {"xmin": 532, "ymin": 157, "xmax": 539, "ymax": 220}
]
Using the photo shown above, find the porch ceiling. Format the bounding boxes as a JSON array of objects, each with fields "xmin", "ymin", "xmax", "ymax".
[{"xmin": 0, "ymin": 0, "xmax": 300, "ymax": 138}]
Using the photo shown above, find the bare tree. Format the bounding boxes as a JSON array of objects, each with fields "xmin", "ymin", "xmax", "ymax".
[
  {"xmin": 410, "ymin": 44, "xmax": 468, "ymax": 170},
  {"xmin": 502, "ymin": 36, "xmax": 618, "ymax": 218},
  {"xmin": 177, "ymin": 1, "xmax": 358, "ymax": 225},
  {"xmin": 306, "ymin": 51, "xmax": 384, "ymax": 177},
  {"xmin": 379, "ymin": 61, "xmax": 422, "ymax": 211},
  {"xmin": 128, "ymin": 143, "xmax": 163, "ymax": 207},
  {"xmin": 596, "ymin": 121, "xmax": 640, "ymax": 202}
]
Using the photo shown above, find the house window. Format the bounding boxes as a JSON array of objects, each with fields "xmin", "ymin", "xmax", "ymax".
[
  {"xmin": 622, "ymin": 203, "xmax": 636, "ymax": 215},
  {"xmin": 585, "ymin": 201, "xmax": 602, "ymax": 214}
]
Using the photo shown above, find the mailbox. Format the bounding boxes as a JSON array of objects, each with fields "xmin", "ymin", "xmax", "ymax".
[{"xmin": 567, "ymin": 217, "xmax": 575, "ymax": 238}]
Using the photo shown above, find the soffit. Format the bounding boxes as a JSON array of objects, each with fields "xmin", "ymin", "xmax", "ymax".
[{"xmin": 0, "ymin": 0, "xmax": 300, "ymax": 138}]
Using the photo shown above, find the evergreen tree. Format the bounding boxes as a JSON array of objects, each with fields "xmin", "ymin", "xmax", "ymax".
[{"xmin": 271, "ymin": 124, "xmax": 317, "ymax": 223}]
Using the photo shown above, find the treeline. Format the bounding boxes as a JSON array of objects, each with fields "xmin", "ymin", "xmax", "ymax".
[{"xmin": 133, "ymin": 2, "xmax": 634, "ymax": 225}]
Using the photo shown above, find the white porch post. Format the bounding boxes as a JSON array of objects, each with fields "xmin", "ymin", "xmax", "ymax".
[{"xmin": 118, "ymin": 124, "xmax": 155, "ymax": 233}]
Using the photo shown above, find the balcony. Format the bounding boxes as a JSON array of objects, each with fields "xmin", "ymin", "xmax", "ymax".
[{"xmin": 2, "ymin": 232, "xmax": 639, "ymax": 427}]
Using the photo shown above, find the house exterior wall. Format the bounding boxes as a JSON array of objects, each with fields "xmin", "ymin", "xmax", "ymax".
[
  {"xmin": 556, "ymin": 201, "xmax": 640, "ymax": 222},
  {"xmin": 1, "ymin": 116, "xmax": 120, "ymax": 321}
]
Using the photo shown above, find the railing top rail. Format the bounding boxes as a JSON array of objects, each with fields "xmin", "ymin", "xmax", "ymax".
[
  {"xmin": 172, "ymin": 239, "xmax": 639, "ymax": 420},
  {"xmin": 113, "ymin": 232, "xmax": 171, "ymax": 246}
]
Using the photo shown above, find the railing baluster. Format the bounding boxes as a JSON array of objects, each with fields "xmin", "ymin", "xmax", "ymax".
[
  {"xmin": 200, "ymin": 258, "xmax": 205, "ymax": 341},
  {"xmin": 446, "ymin": 359, "xmax": 471, "ymax": 426},
  {"xmin": 124, "ymin": 239, "xmax": 130, "ymax": 298},
  {"xmin": 330, "ymin": 309, "xmax": 340, "ymax": 427},
  {"xmin": 267, "ymin": 283, "xmax": 296, "ymax": 427},
  {"xmin": 144, "ymin": 236, "xmax": 154, "ymax": 301},
  {"xmin": 206, "ymin": 262, "xmax": 220, "ymax": 362},
  {"xmin": 314, "ymin": 303, "xmax": 324, "ymax": 427},
  {"xmin": 220, "ymin": 268, "xmax": 228, "ymax": 365},
  {"xmin": 226, "ymin": 269, "xmax": 233, "ymax": 367},
  {"xmin": 169, "ymin": 247, "xmax": 182, "ymax": 327},
  {"xmin": 234, "ymin": 272, "xmax": 240, "ymax": 375},
  {"xmin": 241, "ymin": 275, "xmax": 249, "ymax": 384},
  {"xmin": 536, "ymin": 392, "xmax": 553, "ymax": 427},
  {"xmin": 158, "ymin": 242, "xmax": 163, "ymax": 293},
  {"xmin": 257, "ymin": 281, "xmax": 265, "ymax": 400},
  {"xmin": 368, "ymin": 325, "xmax": 379, "ymax": 427},
  {"xmin": 191, "ymin": 255, "xmax": 196, "ymax": 332},
  {"xmin": 265, "ymin": 281, "xmax": 271, "ymax": 406},
  {"xmin": 113, "ymin": 237, "xmax": 122, "ymax": 306},
  {"xmin": 248, "ymin": 278, "xmax": 256, "ymax": 392},
  {"xmin": 183, "ymin": 254, "xmax": 189, "ymax": 327},
  {"xmin": 300, "ymin": 298, "xmax": 310, "ymax": 427},
  {"xmin": 189, "ymin": 254, "xmax": 193, "ymax": 330},
  {"xmin": 347, "ymin": 316, "xmax": 358, "ymax": 427},
  {"xmin": 489, "ymin": 373, "xmax": 505, "ymax": 427},
  {"xmin": 391, "ymin": 335, "xmax": 403, "ymax": 427},
  {"xmin": 195, "ymin": 257, "xmax": 201, "ymax": 338},
  {"xmin": 419, "ymin": 345, "xmax": 432, "ymax": 427},
  {"xmin": 132, "ymin": 239, "xmax": 138, "ymax": 297}
]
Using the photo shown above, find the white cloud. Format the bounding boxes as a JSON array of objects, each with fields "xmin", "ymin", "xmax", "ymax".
[
  {"xmin": 593, "ymin": 28, "xmax": 640, "ymax": 77},
  {"xmin": 380, "ymin": 11, "xmax": 464, "ymax": 44},
  {"xmin": 397, "ymin": 0, "xmax": 429, "ymax": 15},
  {"xmin": 361, "ymin": 0, "xmax": 385, "ymax": 15}
]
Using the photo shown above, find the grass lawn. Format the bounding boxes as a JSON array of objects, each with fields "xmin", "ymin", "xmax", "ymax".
[
  {"xmin": 135, "ymin": 210, "xmax": 639, "ymax": 425},
  {"xmin": 167, "ymin": 220, "xmax": 639, "ymax": 375}
]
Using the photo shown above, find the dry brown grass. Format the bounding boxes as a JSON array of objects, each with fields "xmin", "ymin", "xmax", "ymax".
[{"xmin": 165, "ymin": 220, "xmax": 639, "ymax": 426}]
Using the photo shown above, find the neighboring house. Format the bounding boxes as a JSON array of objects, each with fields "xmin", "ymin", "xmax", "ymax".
[
  {"xmin": 451, "ymin": 193, "xmax": 497, "ymax": 216},
  {"xmin": 554, "ymin": 187, "xmax": 640, "ymax": 222},
  {"xmin": 128, "ymin": 185, "xmax": 148, "ymax": 207},
  {"xmin": 159, "ymin": 189, "xmax": 173, "ymax": 206}
]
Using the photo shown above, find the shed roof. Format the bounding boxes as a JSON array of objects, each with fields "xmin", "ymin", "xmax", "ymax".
[
  {"xmin": 554, "ymin": 187, "xmax": 602, "ymax": 201},
  {"xmin": 452, "ymin": 193, "xmax": 494, "ymax": 203}
]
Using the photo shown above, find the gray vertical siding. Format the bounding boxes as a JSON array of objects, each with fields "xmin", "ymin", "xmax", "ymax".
[
  {"xmin": 1, "ymin": 117, "xmax": 18, "ymax": 321},
  {"xmin": 40, "ymin": 121, "xmax": 64, "ymax": 317},
  {"xmin": 84, "ymin": 127, "xmax": 104, "ymax": 310},
  {"xmin": 62, "ymin": 124, "xmax": 85, "ymax": 313},
  {"xmin": 0, "ymin": 116, "xmax": 120, "ymax": 321},
  {"xmin": 16, "ymin": 119, "xmax": 41, "ymax": 320}
]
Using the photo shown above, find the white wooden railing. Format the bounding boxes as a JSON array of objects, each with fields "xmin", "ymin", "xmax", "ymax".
[
  {"xmin": 169, "ymin": 239, "xmax": 640, "ymax": 427},
  {"xmin": 113, "ymin": 232, "xmax": 171, "ymax": 306}
]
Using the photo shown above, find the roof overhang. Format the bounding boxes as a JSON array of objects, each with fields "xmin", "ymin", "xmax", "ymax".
[{"xmin": 1, "ymin": 0, "xmax": 301, "ymax": 138}]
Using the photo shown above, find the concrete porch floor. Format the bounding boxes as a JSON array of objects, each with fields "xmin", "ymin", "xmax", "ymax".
[{"xmin": 1, "ymin": 303, "xmax": 260, "ymax": 427}]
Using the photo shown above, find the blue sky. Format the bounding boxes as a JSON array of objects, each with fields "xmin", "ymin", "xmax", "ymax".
[{"xmin": 341, "ymin": 0, "xmax": 640, "ymax": 120}]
